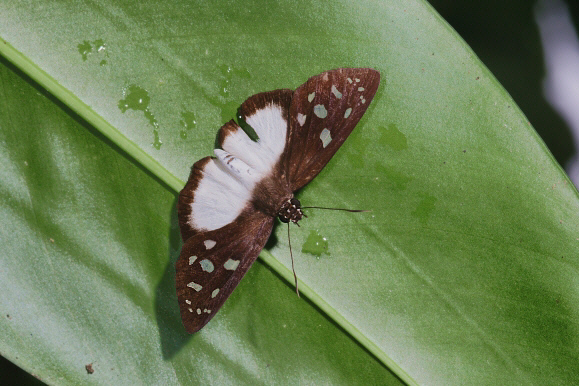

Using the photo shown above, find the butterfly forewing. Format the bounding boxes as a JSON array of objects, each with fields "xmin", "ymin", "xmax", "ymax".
[
  {"xmin": 176, "ymin": 209, "xmax": 274, "ymax": 333},
  {"xmin": 286, "ymin": 68, "xmax": 380, "ymax": 191}
]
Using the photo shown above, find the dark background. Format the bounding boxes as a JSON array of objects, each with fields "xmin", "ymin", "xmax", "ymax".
[
  {"xmin": 430, "ymin": 0, "xmax": 579, "ymax": 168},
  {"xmin": 2, "ymin": 1, "xmax": 578, "ymax": 383}
]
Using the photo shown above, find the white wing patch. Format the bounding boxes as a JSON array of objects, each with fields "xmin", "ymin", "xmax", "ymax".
[
  {"xmin": 190, "ymin": 157, "xmax": 252, "ymax": 231},
  {"xmin": 214, "ymin": 149, "xmax": 260, "ymax": 190},
  {"xmin": 220, "ymin": 104, "xmax": 287, "ymax": 175},
  {"xmin": 241, "ymin": 104, "xmax": 287, "ymax": 172},
  {"xmin": 189, "ymin": 104, "xmax": 288, "ymax": 232}
]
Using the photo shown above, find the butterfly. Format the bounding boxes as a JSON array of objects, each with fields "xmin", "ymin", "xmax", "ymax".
[{"xmin": 176, "ymin": 68, "xmax": 380, "ymax": 333}]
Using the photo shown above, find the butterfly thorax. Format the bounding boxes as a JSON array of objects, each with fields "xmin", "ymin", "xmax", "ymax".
[{"xmin": 277, "ymin": 197, "xmax": 303, "ymax": 224}]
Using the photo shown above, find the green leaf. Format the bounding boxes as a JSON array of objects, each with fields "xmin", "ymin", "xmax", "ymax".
[{"xmin": 1, "ymin": 0, "xmax": 579, "ymax": 384}]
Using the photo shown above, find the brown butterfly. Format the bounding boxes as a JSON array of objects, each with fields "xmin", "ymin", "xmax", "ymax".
[{"xmin": 176, "ymin": 68, "xmax": 380, "ymax": 333}]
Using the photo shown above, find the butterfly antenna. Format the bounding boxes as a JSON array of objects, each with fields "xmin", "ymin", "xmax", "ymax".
[
  {"xmin": 288, "ymin": 223, "xmax": 300, "ymax": 298},
  {"xmin": 301, "ymin": 206, "xmax": 371, "ymax": 213}
]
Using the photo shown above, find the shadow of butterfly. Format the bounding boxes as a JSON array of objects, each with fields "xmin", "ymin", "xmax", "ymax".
[{"xmin": 177, "ymin": 68, "xmax": 380, "ymax": 333}]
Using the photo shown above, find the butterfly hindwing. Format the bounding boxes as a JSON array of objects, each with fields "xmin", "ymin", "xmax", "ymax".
[
  {"xmin": 176, "ymin": 209, "xmax": 274, "ymax": 333},
  {"xmin": 285, "ymin": 68, "xmax": 380, "ymax": 191}
]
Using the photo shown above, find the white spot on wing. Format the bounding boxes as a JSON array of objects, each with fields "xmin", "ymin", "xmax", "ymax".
[
  {"xmin": 188, "ymin": 308, "xmax": 193, "ymax": 313},
  {"xmin": 196, "ymin": 308, "xmax": 202, "ymax": 315},
  {"xmin": 185, "ymin": 300, "xmax": 191, "ymax": 305},
  {"xmin": 331, "ymin": 85, "xmax": 342, "ymax": 99},
  {"xmin": 358, "ymin": 87, "xmax": 365, "ymax": 92},
  {"xmin": 224, "ymin": 259, "xmax": 240, "ymax": 271},
  {"xmin": 347, "ymin": 77, "xmax": 353, "ymax": 83},
  {"xmin": 204, "ymin": 239, "xmax": 217, "ymax": 250},
  {"xmin": 187, "ymin": 282, "xmax": 202, "ymax": 292},
  {"xmin": 212, "ymin": 288, "xmax": 220, "ymax": 298},
  {"xmin": 344, "ymin": 108, "xmax": 352, "ymax": 118},
  {"xmin": 188, "ymin": 255, "xmax": 197, "ymax": 265},
  {"xmin": 308, "ymin": 92, "xmax": 315, "ymax": 102},
  {"xmin": 200, "ymin": 259, "xmax": 214, "ymax": 273},
  {"xmin": 355, "ymin": 78, "xmax": 360, "ymax": 82},
  {"xmin": 313, "ymin": 104, "xmax": 328, "ymax": 118},
  {"xmin": 320, "ymin": 129, "xmax": 332, "ymax": 148},
  {"xmin": 297, "ymin": 113, "xmax": 306, "ymax": 126}
]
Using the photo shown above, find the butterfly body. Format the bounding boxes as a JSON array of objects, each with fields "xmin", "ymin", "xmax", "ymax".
[{"xmin": 177, "ymin": 68, "xmax": 380, "ymax": 333}]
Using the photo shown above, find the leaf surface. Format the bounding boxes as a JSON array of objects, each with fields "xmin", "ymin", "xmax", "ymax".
[{"xmin": 1, "ymin": 0, "xmax": 578, "ymax": 384}]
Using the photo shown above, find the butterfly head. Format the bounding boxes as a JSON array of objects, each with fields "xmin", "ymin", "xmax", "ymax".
[{"xmin": 278, "ymin": 197, "xmax": 304, "ymax": 224}]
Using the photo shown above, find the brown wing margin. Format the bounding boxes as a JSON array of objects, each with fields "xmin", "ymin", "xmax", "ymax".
[
  {"xmin": 238, "ymin": 89, "xmax": 293, "ymax": 122},
  {"xmin": 176, "ymin": 209, "xmax": 274, "ymax": 333},
  {"xmin": 177, "ymin": 156, "xmax": 212, "ymax": 243}
]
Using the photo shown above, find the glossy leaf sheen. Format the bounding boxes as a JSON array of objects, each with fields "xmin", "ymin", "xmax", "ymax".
[{"xmin": 0, "ymin": 0, "xmax": 578, "ymax": 384}]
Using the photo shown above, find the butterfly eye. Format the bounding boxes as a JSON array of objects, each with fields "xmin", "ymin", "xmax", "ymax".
[{"xmin": 290, "ymin": 197, "xmax": 301, "ymax": 208}]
